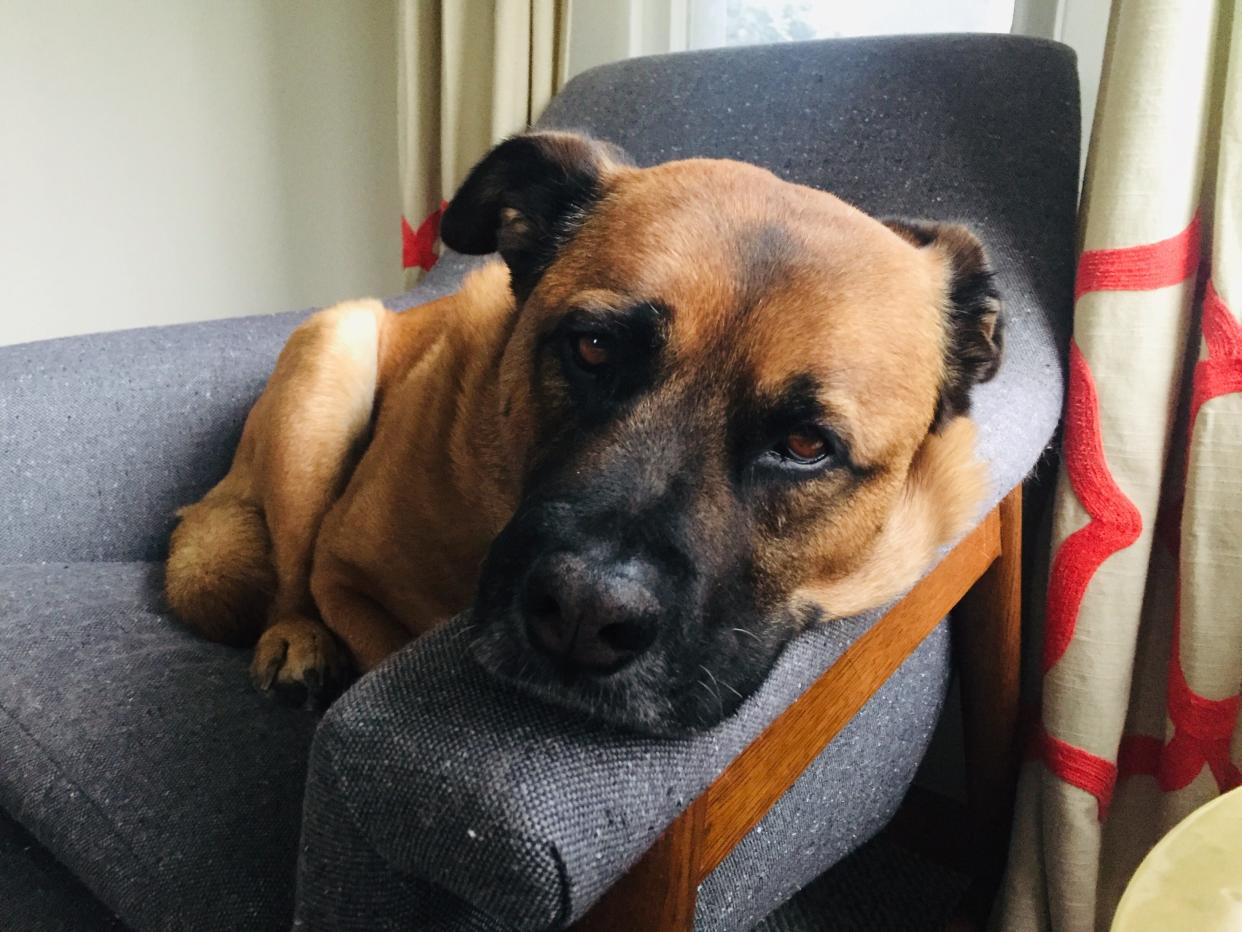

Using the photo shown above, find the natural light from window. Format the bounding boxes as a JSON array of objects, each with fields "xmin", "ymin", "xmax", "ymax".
[{"xmin": 723, "ymin": 0, "xmax": 1016, "ymax": 44}]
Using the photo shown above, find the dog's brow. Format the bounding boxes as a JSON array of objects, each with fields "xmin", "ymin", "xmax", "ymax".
[
  {"xmin": 566, "ymin": 291, "xmax": 672, "ymax": 321},
  {"xmin": 566, "ymin": 289, "xmax": 628, "ymax": 313},
  {"xmin": 559, "ymin": 298, "xmax": 672, "ymax": 346}
]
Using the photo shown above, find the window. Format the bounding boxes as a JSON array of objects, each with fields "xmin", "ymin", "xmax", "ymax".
[{"xmin": 719, "ymin": 0, "xmax": 1017, "ymax": 45}]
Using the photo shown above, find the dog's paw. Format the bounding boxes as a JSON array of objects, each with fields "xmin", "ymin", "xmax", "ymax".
[{"xmin": 251, "ymin": 616, "xmax": 350, "ymax": 710}]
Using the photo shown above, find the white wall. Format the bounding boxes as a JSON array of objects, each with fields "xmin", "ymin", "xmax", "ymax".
[{"xmin": 0, "ymin": 0, "xmax": 402, "ymax": 347}]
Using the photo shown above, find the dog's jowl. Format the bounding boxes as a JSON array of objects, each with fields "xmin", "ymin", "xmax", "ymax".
[{"xmin": 165, "ymin": 131, "xmax": 1002, "ymax": 733}]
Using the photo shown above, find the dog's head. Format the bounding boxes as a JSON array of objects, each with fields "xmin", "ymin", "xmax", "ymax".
[{"xmin": 443, "ymin": 132, "xmax": 1001, "ymax": 734}]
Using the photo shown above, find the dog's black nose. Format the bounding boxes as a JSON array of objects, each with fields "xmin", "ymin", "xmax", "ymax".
[{"xmin": 523, "ymin": 552, "xmax": 661, "ymax": 673}]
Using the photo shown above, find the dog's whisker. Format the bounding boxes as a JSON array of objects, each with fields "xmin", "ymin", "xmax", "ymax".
[
  {"xmin": 696, "ymin": 674, "xmax": 723, "ymax": 715},
  {"xmin": 698, "ymin": 662, "xmax": 744, "ymax": 707},
  {"xmin": 731, "ymin": 627, "xmax": 763, "ymax": 644}
]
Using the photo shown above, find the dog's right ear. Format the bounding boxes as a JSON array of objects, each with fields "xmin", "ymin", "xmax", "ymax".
[
  {"xmin": 440, "ymin": 131, "xmax": 630, "ymax": 300},
  {"xmin": 882, "ymin": 218, "xmax": 1003, "ymax": 431}
]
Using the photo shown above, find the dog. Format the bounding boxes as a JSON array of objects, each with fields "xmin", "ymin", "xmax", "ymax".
[{"xmin": 165, "ymin": 131, "xmax": 1001, "ymax": 734}]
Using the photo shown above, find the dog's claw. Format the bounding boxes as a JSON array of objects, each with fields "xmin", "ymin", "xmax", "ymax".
[{"xmin": 255, "ymin": 642, "xmax": 287, "ymax": 693}]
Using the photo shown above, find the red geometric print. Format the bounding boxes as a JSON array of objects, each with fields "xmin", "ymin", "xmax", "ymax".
[
  {"xmin": 1159, "ymin": 612, "xmax": 1242, "ymax": 792},
  {"xmin": 1113, "ymin": 608, "xmax": 1242, "ymax": 795},
  {"xmin": 1037, "ymin": 215, "xmax": 1206, "ymax": 819},
  {"xmin": 1043, "ymin": 343, "xmax": 1144, "ymax": 675},
  {"xmin": 1191, "ymin": 280, "xmax": 1242, "ymax": 426},
  {"xmin": 1034, "ymin": 724, "xmax": 1119, "ymax": 820},
  {"xmin": 1041, "ymin": 273, "xmax": 1242, "ymax": 815},
  {"xmin": 402, "ymin": 200, "xmax": 448, "ymax": 272},
  {"xmin": 1074, "ymin": 213, "xmax": 1201, "ymax": 301},
  {"xmin": 1043, "ymin": 215, "xmax": 1201, "ymax": 676},
  {"xmin": 1153, "ymin": 279, "xmax": 1242, "ymax": 796}
]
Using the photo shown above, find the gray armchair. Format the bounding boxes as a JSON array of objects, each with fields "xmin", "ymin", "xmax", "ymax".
[{"xmin": 0, "ymin": 35, "xmax": 1078, "ymax": 930}]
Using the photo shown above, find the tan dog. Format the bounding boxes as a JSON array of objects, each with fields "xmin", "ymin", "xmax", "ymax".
[{"xmin": 165, "ymin": 132, "xmax": 1001, "ymax": 732}]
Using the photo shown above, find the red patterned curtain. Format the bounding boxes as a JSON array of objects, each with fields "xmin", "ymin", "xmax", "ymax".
[{"xmin": 1001, "ymin": 0, "xmax": 1242, "ymax": 927}]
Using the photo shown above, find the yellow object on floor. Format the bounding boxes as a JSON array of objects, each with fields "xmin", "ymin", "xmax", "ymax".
[{"xmin": 1112, "ymin": 786, "xmax": 1242, "ymax": 931}]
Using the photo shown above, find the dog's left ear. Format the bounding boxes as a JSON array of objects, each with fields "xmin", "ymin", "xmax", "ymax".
[
  {"xmin": 440, "ymin": 131, "xmax": 631, "ymax": 300},
  {"xmin": 883, "ymin": 219, "xmax": 1004, "ymax": 431}
]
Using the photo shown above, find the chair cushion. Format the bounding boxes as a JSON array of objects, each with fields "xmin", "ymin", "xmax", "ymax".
[
  {"xmin": 0, "ymin": 559, "xmax": 947, "ymax": 932},
  {"xmin": 0, "ymin": 562, "xmax": 317, "ymax": 930},
  {"xmin": 0, "ymin": 809, "xmax": 121, "ymax": 931}
]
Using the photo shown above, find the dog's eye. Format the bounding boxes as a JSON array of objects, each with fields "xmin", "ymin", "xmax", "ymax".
[
  {"xmin": 774, "ymin": 427, "xmax": 831, "ymax": 465},
  {"xmin": 573, "ymin": 333, "xmax": 612, "ymax": 370}
]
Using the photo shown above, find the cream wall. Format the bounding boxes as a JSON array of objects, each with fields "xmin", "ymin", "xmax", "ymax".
[{"xmin": 0, "ymin": 0, "xmax": 402, "ymax": 347}]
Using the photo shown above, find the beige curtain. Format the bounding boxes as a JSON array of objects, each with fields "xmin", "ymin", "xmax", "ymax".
[
  {"xmin": 398, "ymin": 0, "xmax": 568, "ymax": 285},
  {"xmin": 1000, "ymin": 0, "xmax": 1242, "ymax": 928}
]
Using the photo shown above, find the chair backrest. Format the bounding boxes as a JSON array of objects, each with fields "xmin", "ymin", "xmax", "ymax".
[{"xmin": 538, "ymin": 34, "xmax": 1080, "ymax": 343}]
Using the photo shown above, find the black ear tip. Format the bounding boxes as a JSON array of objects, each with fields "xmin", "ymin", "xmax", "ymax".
[
  {"xmin": 437, "ymin": 130, "xmax": 626, "ymax": 293},
  {"xmin": 881, "ymin": 217, "xmax": 939, "ymax": 247},
  {"xmin": 439, "ymin": 200, "xmax": 497, "ymax": 255},
  {"xmin": 440, "ymin": 136, "xmax": 546, "ymax": 256}
]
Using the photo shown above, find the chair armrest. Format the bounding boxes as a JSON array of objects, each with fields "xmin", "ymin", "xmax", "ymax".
[
  {"xmin": 292, "ymin": 507, "xmax": 1002, "ymax": 931},
  {"xmin": 294, "ymin": 595, "xmax": 908, "ymax": 929},
  {"xmin": 0, "ymin": 254, "xmax": 479, "ymax": 565},
  {"xmin": 576, "ymin": 505, "xmax": 1004, "ymax": 929}
]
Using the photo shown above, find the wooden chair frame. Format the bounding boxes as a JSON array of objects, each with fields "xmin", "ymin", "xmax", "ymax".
[{"xmin": 577, "ymin": 487, "xmax": 1023, "ymax": 930}]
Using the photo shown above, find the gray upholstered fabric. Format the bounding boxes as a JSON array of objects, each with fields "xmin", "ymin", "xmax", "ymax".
[
  {"xmin": 0, "ymin": 563, "xmax": 317, "ymax": 929},
  {"xmin": 0, "ymin": 34, "xmax": 1077, "ymax": 932},
  {"xmin": 698, "ymin": 625, "xmax": 948, "ymax": 930},
  {"xmin": 0, "ymin": 252, "xmax": 474, "ymax": 930},
  {"xmin": 0, "ymin": 260, "xmax": 469, "ymax": 567},
  {"xmin": 0, "ymin": 315, "xmax": 299, "ymax": 565},
  {"xmin": 0, "ymin": 809, "xmax": 121, "ymax": 931},
  {"xmin": 295, "ymin": 613, "xmax": 949, "ymax": 930}
]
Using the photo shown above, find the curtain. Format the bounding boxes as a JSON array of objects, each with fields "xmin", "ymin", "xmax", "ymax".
[
  {"xmin": 1001, "ymin": 0, "xmax": 1242, "ymax": 928},
  {"xmin": 398, "ymin": 0, "xmax": 567, "ymax": 286}
]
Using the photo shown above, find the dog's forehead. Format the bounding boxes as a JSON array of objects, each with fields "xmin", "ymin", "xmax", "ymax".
[
  {"xmin": 552, "ymin": 159, "xmax": 948, "ymax": 446},
  {"xmin": 582, "ymin": 159, "xmax": 944, "ymax": 334}
]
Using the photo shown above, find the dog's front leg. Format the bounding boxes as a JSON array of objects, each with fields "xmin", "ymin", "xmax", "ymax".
[{"xmin": 310, "ymin": 554, "xmax": 415, "ymax": 675}]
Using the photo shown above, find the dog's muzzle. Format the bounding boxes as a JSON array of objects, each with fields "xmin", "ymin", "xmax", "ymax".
[{"xmin": 468, "ymin": 495, "xmax": 790, "ymax": 735}]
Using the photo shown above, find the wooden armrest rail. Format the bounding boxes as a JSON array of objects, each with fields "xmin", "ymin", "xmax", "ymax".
[{"xmin": 577, "ymin": 496, "xmax": 1009, "ymax": 931}]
